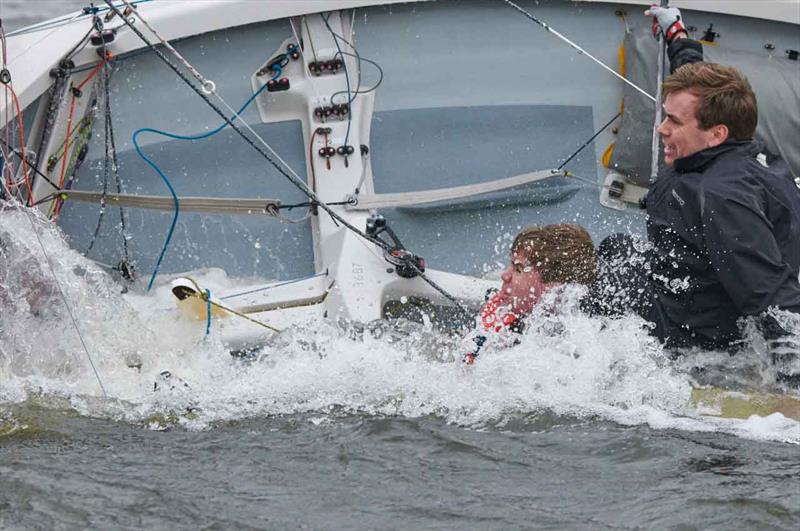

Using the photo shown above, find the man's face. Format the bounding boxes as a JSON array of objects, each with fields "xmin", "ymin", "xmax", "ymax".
[
  {"xmin": 497, "ymin": 249, "xmax": 545, "ymax": 316},
  {"xmin": 657, "ymin": 90, "xmax": 721, "ymax": 166}
]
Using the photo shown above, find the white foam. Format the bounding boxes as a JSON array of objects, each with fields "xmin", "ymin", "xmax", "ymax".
[{"xmin": 1, "ymin": 205, "xmax": 798, "ymax": 444}]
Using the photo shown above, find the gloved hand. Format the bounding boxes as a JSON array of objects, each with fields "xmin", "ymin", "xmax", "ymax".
[{"xmin": 644, "ymin": 5, "xmax": 688, "ymax": 43}]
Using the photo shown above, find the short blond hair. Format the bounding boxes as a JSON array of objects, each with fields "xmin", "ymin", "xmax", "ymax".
[{"xmin": 512, "ymin": 224, "xmax": 597, "ymax": 285}]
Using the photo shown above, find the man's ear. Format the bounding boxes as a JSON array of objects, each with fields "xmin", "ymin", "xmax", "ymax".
[{"xmin": 708, "ymin": 124, "xmax": 729, "ymax": 147}]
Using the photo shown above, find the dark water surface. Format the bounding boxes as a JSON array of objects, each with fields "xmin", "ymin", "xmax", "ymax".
[{"xmin": 2, "ymin": 405, "xmax": 798, "ymax": 531}]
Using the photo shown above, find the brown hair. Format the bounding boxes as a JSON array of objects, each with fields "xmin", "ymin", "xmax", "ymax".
[
  {"xmin": 662, "ymin": 62, "xmax": 757, "ymax": 141},
  {"xmin": 512, "ymin": 224, "xmax": 597, "ymax": 285}
]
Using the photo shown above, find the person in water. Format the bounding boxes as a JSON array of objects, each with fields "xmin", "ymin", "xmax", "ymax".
[
  {"xmin": 584, "ymin": 6, "xmax": 800, "ymax": 386},
  {"xmin": 464, "ymin": 223, "xmax": 597, "ymax": 364}
]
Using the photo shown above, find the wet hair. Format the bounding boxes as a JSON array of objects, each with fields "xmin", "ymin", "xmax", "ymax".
[
  {"xmin": 512, "ymin": 224, "xmax": 597, "ymax": 285},
  {"xmin": 662, "ymin": 62, "xmax": 757, "ymax": 141}
]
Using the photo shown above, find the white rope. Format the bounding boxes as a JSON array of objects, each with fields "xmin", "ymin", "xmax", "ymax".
[{"xmin": 502, "ymin": 0, "xmax": 656, "ymax": 103}]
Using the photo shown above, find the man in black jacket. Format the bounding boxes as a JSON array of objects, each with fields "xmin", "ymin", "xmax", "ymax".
[{"xmin": 586, "ymin": 6, "xmax": 800, "ymax": 386}]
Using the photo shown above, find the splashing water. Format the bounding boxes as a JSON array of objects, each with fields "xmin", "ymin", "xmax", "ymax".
[{"xmin": 0, "ymin": 203, "xmax": 798, "ymax": 443}]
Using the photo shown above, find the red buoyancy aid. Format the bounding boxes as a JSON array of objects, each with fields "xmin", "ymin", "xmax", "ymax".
[
  {"xmin": 480, "ymin": 292, "xmax": 520, "ymax": 332},
  {"xmin": 464, "ymin": 293, "xmax": 523, "ymax": 364}
]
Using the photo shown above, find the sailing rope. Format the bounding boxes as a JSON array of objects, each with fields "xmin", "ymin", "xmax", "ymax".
[
  {"xmin": 181, "ymin": 277, "xmax": 282, "ymax": 333},
  {"xmin": 85, "ymin": 28, "xmax": 133, "ymax": 272},
  {"xmin": 501, "ymin": 0, "xmax": 656, "ymax": 103},
  {"xmin": 558, "ymin": 111, "xmax": 622, "ymax": 171},
  {"xmin": 115, "ymin": 0, "xmax": 214, "ymax": 93},
  {"xmin": 103, "ymin": 0, "xmax": 473, "ymax": 317}
]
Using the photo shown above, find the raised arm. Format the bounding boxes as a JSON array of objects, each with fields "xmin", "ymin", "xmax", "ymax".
[{"xmin": 645, "ymin": 5, "xmax": 703, "ymax": 72}]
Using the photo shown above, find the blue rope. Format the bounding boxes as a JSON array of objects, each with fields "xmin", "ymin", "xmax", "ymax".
[
  {"xmin": 136, "ymin": 66, "xmax": 282, "ymax": 291},
  {"xmin": 205, "ymin": 288, "xmax": 212, "ymax": 336}
]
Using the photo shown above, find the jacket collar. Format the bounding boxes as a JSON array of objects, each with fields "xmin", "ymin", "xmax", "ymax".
[{"xmin": 673, "ymin": 140, "xmax": 756, "ymax": 174}]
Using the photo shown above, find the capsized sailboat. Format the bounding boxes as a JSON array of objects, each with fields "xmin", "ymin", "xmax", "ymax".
[{"xmin": 2, "ymin": 1, "xmax": 799, "ymax": 385}]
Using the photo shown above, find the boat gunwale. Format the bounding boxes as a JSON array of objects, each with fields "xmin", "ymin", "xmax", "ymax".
[{"xmin": 5, "ymin": 0, "xmax": 800, "ymax": 119}]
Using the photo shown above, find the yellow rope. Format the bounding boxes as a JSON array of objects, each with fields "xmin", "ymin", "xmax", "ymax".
[
  {"xmin": 184, "ymin": 277, "xmax": 282, "ymax": 333},
  {"xmin": 209, "ymin": 298, "xmax": 282, "ymax": 333}
]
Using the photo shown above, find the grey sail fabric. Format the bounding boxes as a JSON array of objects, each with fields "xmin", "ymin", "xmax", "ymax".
[{"xmin": 609, "ymin": 29, "xmax": 800, "ymax": 186}]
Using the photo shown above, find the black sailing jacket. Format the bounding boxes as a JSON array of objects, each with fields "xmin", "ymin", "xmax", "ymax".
[
  {"xmin": 639, "ymin": 38, "xmax": 800, "ymax": 348},
  {"xmin": 646, "ymin": 140, "xmax": 800, "ymax": 348}
]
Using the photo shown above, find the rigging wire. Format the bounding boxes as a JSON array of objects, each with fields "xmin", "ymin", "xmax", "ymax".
[
  {"xmin": 103, "ymin": 0, "xmax": 472, "ymax": 314},
  {"xmin": 103, "ymin": 0, "xmax": 367, "ymax": 245},
  {"xmin": 302, "ymin": 16, "xmax": 319, "ymax": 64},
  {"xmin": 0, "ymin": 19, "xmax": 32, "ymax": 204},
  {"xmin": 62, "ymin": 24, "xmax": 95, "ymax": 63},
  {"xmin": 3, "ymin": 10, "xmax": 85, "ymax": 66},
  {"xmin": 84, "ymin": 29, "xmax": 135, "ymax": 266},
  {"xmin": 220, "ymin": 271, "xmax": 328, "ymax": 300},
  {"xmin": 501, "ymin": 0, "xmax": 656, "ymax": 103},
  {"xmin": 0, "ymin": 184, "xmax": 107, "ymax": 397},
  {"xmin": 131, "ymin": 65, "xmax": 282, "ymax": 291},
  {"xmin": 115, "ymin": 0, "xmax": 215, "ymax": 94},
  {"xmin": 0, "ymin": 138, "xmax": 57, "ymax": 190},
  {"xmin": 5, "ymin": 0, "xmax": 152, "ymax": 38},
  {"xmin": 52, "ymin": 55, "xmax": 107, "ymax": 219},
  {"xmin": 557, "ymin": 111, "xmax": 621, "ymax": 171},
  {"xmin": 1, "ymin": 19, "xmax": 11, "ymax": 194},
  {"xmin": 105, "ymin": 63, "xmax": 132, "ymax": 266}
]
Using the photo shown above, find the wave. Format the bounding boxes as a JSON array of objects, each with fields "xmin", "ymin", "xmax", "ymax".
[{"xmin": 0, "ymin": 203, "xmax": 797, "ymax": 444}]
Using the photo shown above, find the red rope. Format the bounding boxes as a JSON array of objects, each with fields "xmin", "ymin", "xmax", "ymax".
[{"xmin": 53, "ymin": 54, "xmax": 111, "ymax": 218}]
